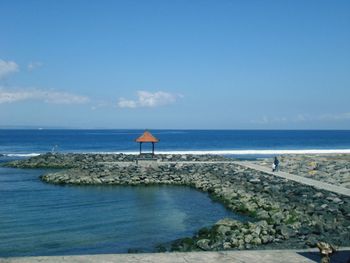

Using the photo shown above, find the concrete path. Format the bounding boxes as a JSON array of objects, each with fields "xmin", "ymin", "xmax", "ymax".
[
  {"xmin": 1, "ymin": 249, "xmax": 350, "ymax": 263},
  {"xmin": 98, "ymin": 161, "xmax": 236, "ymax": 165},
  {"xmin": 234, "ymin": 161, "xmax": 350, "ymax": 197}
]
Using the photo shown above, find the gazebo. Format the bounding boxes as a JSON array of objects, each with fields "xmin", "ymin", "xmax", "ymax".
[{"xmin": 135, "ymin": 130, "xmax": 159, "ymax": 155}]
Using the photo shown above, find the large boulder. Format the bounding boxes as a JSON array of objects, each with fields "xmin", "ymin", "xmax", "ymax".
[
  {"xmin": 196, "ymin": 239, "xmax": 211, "ymax": 251},
  {"xmin": 215, "ymin": 218, "xmax": 242, "ymax": 228}
]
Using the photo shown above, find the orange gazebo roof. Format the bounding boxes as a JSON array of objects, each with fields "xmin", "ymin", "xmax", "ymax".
[{"xmin": 135, "ymin": 131, "xmax": 159, "ymax": 143}]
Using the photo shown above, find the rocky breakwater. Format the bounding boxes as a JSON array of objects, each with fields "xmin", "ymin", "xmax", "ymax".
[
  {"xmin": 3, "ymin": 152, "xmax": 227, "ymax": 169},
  {"xmin": 4, "ymin": 153, "xmax": 350, "ymax": 252}
]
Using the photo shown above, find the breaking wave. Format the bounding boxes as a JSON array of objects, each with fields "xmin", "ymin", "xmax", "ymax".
[
  {"xmin": 2, "ymin": 149, "xmax": 350, "ymax": 157},
  {"xmin": 4, "ymin": 153, "xmax": 41, "ymax": 157}
]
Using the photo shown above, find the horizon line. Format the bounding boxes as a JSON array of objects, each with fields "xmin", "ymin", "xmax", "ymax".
[{"xmin": 0, "ymin": 127, "xmax": 350, "ymax": 131}]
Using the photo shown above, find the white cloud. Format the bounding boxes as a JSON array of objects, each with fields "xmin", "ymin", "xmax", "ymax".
[
  {"xmin": 118, "ymin": 90, "xmax": 182, "ymax": 108},
  {"xmin": 40, "ymin": 90, "xmax": 90, "ymax": 104},
  {"xmin": 0, "ymin": 59, "xmax": 19, "ymax": 79},
  {"xmin": 27, "ymin": 62, "xmax": 43, "ymax": 71},
  {"xmin": 91, "ymin": 101, "xmax": 112, "ymax": 110},
  {"xmin": 250, "ymin": 115, "xmax": 287, "ymax": 124},
  {"xmin": 117, "ymin": 98, "xmax": 137, "ymax": 108},
  {"xmin": 295, "ymin": 114, "xmax": 309, "ymax": 122},
  {"xmin": 251, "ymin": 112, "xmax": 350, "ymax": 125},
  {"xmin": 250, "ymin": 115, "xmax": 269, "ymax": 124},
  {"xmin": 0, "ymin": 89, "xmax": 33, "ymax": 103},
  {"xmin": 0, "ymin": 88, "xmax": 90, "ymax": 104},
  {"xmin": 318, "ymin": 112, "xmax": 350, "ymax": 121}
]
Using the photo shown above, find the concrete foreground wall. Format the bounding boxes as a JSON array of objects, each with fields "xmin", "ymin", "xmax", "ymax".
[{"xmin": 1, "ymin": 248, "xmax": 350, "ymax": 263}]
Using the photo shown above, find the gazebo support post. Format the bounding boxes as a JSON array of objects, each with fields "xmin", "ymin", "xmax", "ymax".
[
  {"xmin": 139, "ymin": 142, "xmax": 142, "ymax": 154},
  {"xmin": 152, "ymin": 142, "xmax": 155, "ymax": 156}
]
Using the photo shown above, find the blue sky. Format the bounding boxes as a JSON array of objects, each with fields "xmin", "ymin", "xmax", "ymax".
[{"xmin": 0, "ymin": 0, "xmax": 349, "ymax": 129}]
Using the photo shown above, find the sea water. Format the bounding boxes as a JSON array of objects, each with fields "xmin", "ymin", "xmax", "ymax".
[
  {"xmin": 1, "ymin": 129, "xmax": 350, "ymax": 156},
  {"xmin": 0, "ymin": 164, "xmax": 246, "ymax": 257},
  {"xmin": 1, "ymin": 129, "xmax": 350, "ymax": 256}
]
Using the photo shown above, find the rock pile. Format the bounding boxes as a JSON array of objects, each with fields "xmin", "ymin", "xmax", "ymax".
[{"xmin": 4, "ymin": 152, "xmax": 227, "ymax": 169}]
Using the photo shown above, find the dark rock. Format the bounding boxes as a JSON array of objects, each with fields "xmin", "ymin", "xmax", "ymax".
[
  {"xmin": 196, "ymin": 239, "xmax": 211, "ymax": 251},
  {"xmin": 305, "ymin": 235, "xmax": 318, "ymax": 247},
  {"xmin": 277, "ymin": 225, "xmax": 295, "ymax": 239}
]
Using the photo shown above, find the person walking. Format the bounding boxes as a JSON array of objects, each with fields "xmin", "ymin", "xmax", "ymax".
[{"xmin": 272, "ymin": 156, "xmax": 279, "ymax": 172}]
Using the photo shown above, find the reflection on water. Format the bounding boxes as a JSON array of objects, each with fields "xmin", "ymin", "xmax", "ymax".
[{"xmin": 0, "ymin": 167, "xmax": 248, "ymax": 257}]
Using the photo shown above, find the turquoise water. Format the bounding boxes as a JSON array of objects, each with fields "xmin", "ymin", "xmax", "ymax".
[{"xmin": 0, "ymin": 166, "xmax": 246, "ymax": 257}]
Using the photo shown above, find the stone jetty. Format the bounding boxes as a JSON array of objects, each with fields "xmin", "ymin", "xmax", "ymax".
[{"xmin": 4, "ymin": 153, "xmax": 350, "ymax": 252}]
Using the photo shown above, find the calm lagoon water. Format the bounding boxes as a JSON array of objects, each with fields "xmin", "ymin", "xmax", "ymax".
[{"xmin": 0, "ymin": 164, "xmax": 245, "ymax": 257}]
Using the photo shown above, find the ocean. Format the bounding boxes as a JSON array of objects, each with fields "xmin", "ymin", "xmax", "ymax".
[
  {"xmin": 1, "ymin": 129, "xmax": 350, "ymax": 257},
  {"xmin": 1, "ymin": 129, "xmax": 350, "ymax": 157}
]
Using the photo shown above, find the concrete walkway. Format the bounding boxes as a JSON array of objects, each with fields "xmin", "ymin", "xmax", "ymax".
[
  {"xmin": 1, "ymin": 249, "xmax": 350, "ymax": 263},
  {"xmin": 99, "ymin": 161, "xmax": 236, "ymax": 165},
  {"xmin": 234, "ymin": 161, "xmax": 350, "ymax": 197}
]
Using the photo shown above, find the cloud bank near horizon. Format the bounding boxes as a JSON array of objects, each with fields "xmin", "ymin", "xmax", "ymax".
[
  {"xmin": 118, "ymin": 90, "xmax": 182, "ymax": 108},
  {"xmin": 251, "ymin": 112, "xmax": 350, "ymax": 125},
  {"xmin": 0, "ymin": 87, "xmax": 90, "ymax": 105}
]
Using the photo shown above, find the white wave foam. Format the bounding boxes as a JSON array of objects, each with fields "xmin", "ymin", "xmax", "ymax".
[
  {"xmin": 5, "ymin": 153, "xmax": 41, "ymax": 157},
  {"xmin": 156, "ymin": 149, "xmax": 350, "ymax": 155},
  {"xmin": 90, "ymin": 149, "xmax": 350, "ymax": 155},
  {"xmin": 3, "ymin": 149, "xmax": 350, "ymax": 157}
]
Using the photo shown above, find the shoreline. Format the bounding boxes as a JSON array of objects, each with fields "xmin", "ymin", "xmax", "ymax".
[
  {"xmin": 3, "ymin": 153, "xmax": 350, "ymax": 253},
  {"xmin": 3, "ymin": 148, "xmax": 350, "ymax": 158}
]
